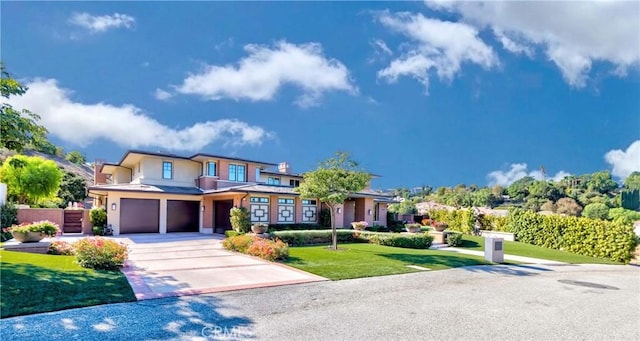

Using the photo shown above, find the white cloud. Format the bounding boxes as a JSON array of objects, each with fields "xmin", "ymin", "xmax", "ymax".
[
  {"xmin": 153, "ymin": 88, "xmax": 173, "ymax": 101},
  {"xmin": 69, "ymin": 12, "xmax": 135, "ymax": 33},
  {"xmin": 175, "ymin": 40, "xmax": 357, "ymax": 107},
  {"xmin": 6, "ymin": 79, "xmax": 272, "ymax": 151},
  {"xmin": 605, "ymin": 140, "xmax": 640, "ymax": 179},
  {"xmin": 425, "ymin": 1, "xmax": 640, "ymax": 87},
  {"xmin": 487, "ymin": 163, "xmax": 570, "ymax": 186},
  {"xmin": 375, "ymin": 11, "xmax": 498, "ymax": 93},
  {"xmin": 371, "ymin": 39, "xmax": 393, "ymax": 56}
]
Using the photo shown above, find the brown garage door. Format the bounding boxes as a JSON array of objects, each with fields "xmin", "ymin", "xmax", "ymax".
[
  {"xmin": 120, "ymin": 199, "xmax": 160, "ymax": 233},
  {"xmin": 167, "ymin": 200, "xmax": 199, "ymax": 232}
]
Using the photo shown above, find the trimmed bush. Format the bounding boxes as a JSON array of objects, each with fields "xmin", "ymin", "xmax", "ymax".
[
  {"xmin": 1, "ymin": 203, "xmax": 18, "ymax": 241},
  {"xmin": 92, "ymin": 226, "xmax": 104, "ymax": 236},
  {"xmin": 9, "ymin": 220, "xmax": 60, "ymax": 237},
  {"xmin": 428, "ymin": 209, "xmax": 474, "ymax": 234},
  {"xmin": 582, "ymin": 203, "xmax": 609, "ymax": 220},
  {"xmin": 268, "ymin": 223, "xmax": 324, "ymax": 231},
  {"xmin": 230, "ymin": 207, "xmax": 250, "ymax": 233},
  {"xmin": 74, "ymin": 237, "xmax": 128, "ymax": 270},
  {"xmin": 224, "ymin": 230, "xmax": 243, "ymax": 238},
  {"xmin": 363, "ymin": 233, "xmax": 433, "ymax": 249},
  {"xmin": 271, "ymin": 230, "xmax": 364, "ymax": 246},
  {"xmin": 507, "ymin": 209, "xmax": 637, "ymax": 263},
  {"xmin": 445, "ymin": 231, "xmax": 463, "ymax": 247},
  {"xmin": 222, "ymin": 234, "xmax": 254, "ymax": 253},
  {"xmin": 90, "ymin": 208, "xmax": 107, "ymax": 227},
  {"xmin": 48, "ymin": 240, "xmax": 75, "ymax": 255},
  {"xmin": 223, "ymin": 235, "xmax": 289, "ymax": 261},
  {"xmin": 246, "ymin": 238, "xmax": 289, "ymax": 261}
]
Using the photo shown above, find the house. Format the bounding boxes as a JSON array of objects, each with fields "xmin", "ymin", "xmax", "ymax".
[{"xmin": 88, "ymin": 150, "xmax": 392, "ymax": 235}]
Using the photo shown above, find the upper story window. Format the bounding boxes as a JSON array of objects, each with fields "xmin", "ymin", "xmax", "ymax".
[
  {"xmin": 162, "ymin": 161, "xmax": 173, "ymax": 179},
  {"xmin": 229, "ymin": 164, "xmax": 246, "ymax": 182},
  {"xmin": 268, "ymin": 177, "xmax": 280, "ymax": 185},
  {"xmin": 289, "ymin": 179, "xmax": 300, "ymax": 187},
  {"xmin": 207, "ymin": 162, "xmax": 216, "ymax": 176}
]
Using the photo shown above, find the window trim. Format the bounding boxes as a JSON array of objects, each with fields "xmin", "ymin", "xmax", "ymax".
[
  {"xmin": 229, "ymin": 163, "xmax": 246, "ymax": 182},
  {"xmin": 268, "ymin": 177, "xmax": 281, "ymax": 185},
  {"xmin": 162, "ymin": 161, "xmax": 173, "ymax": 179}
]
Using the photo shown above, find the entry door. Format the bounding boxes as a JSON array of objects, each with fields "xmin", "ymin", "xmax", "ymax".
[{"xmin": 214, "ymin": 200, "xmax": 234, "ymax": 234}]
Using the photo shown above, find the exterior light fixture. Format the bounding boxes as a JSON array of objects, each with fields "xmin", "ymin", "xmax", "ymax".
[
  {"xmin": 111, "ymin": 203, "xmax": 117, "ymax": 211},
  {"xmin": 202, "ymin": 205, "xmax": 205, "ymax": 212},
  {"xmin": 337, "ymin": 207, "xmax": 342, "ymax": 214},
  {"xmin": 368, "ymin": 209, "xmax": 372, "ymax": 216}
]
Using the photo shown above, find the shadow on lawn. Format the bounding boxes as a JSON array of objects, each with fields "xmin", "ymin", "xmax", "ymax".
[{"xmin": 1, "ymin": 295, "xmax": 255, "ymax": 340}]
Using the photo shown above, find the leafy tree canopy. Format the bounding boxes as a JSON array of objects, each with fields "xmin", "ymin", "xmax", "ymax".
[
  {"xmin": 623, "ymin": 172, "xmax": 640, "ymax": 190},
  {"xmin": 0, "ymin": 63, "xmax": 48, "ymax": 152},
  {"xmin": 0, "ymin": 154, "xmax": 63, "ymax": 205},
  {"xmin": 65, "ymin": 150, "xmax": 86, "ymax": 165},
  {"xmin": 58, "ymin": 171, "xmax": 87, "ymax": 207}
]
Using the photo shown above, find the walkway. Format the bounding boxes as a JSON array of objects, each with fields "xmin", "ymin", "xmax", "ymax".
[{"xmin": 60, "ymin": 233, "xmax": 327, "ymax": 300}]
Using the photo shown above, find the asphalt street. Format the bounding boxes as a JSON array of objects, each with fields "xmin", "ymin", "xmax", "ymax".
[{"xmin": 1, "ymin": 263, "xmax": 639, "ymax": 341}]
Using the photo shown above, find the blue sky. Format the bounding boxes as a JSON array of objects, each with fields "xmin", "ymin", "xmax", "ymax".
[{"xmin": 3, "ymin": 1, "xmax": 639, "ymax": 189}]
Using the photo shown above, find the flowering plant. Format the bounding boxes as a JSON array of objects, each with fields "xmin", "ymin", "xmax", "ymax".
[
  {"xmin": 74, "ymin": 237, "xmax": 128, "ymax": 270},
  {"xmin": 351, "ymin": 221, "xmax": 368, "ymax": 230},
  {"xmin": 8, "ymin": 221, "xmax": 60, "ymax": 237}
]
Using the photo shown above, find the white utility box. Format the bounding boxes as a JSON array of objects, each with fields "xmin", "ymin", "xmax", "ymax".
[{"xmin": 484, "ymin": 237, "xmax": 504, "ymax": 263}]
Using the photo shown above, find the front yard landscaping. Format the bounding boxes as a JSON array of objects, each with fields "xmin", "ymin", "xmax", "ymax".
[
  {"xmin": 458, "ymin": 235, "xmax": 621, "ymax": 264},
  {"xmin": 284, "ymin": 243, "xmax": 492, "ymax": 280},
  {"xmin": 0, "ymin": 250, "xmax": 136, "ymax": 318}
]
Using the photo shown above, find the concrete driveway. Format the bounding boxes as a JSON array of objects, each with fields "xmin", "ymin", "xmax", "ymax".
[{"xmin": 112, "ymin": 233, "xmax": 326, "ymax": 300}]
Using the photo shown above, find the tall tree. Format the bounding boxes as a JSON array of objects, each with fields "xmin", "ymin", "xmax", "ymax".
[
  {"xmin": 0, "ymin": 64, "xmax": 48, "ymax": 152},
  {"xmin": 507, "ymin": 176, "xmax": 535, "ymax": 200},
  {"xmin": 587, "ymin": 171, "xmax": 618, "ymax": 194},
  {"xmin": 65, "ymin": 150, "xmax": 86, "ymax": 165},
  {"xmin": 623, "ymin": 172, "xmax": 640, "ymax": 190},
  {"xmin": 0, "ymin": 155, "xmax": 62, "ymax": 204},
  {"xmin": 295, "ymin": 152, "xmax": 370, "ymax": 250},
  {"xmin": 57, "ymin": 171, "xmax": 87, "ymax": 207}
]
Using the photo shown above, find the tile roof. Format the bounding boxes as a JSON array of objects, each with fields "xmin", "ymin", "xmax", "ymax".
[{"xmin": 88, "ymin": 183, "xmax": 203, "ymax": 195}]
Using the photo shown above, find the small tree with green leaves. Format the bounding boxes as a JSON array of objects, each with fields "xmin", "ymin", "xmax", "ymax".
[
  {"xmin": 295, "ymin": 152, "xmax": 371, "ymax": 250},
  {"xmin": 65, "ymin": 151, "xmax": 86, "ymax": 165},
  {"xmin": 0, "ymin": 154, "xmax": 63, "ymax": 205}
]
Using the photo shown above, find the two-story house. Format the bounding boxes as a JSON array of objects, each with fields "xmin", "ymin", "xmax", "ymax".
[{"xmin": 88, "ymin": 150, "xmax": 392, "ymax": 235}]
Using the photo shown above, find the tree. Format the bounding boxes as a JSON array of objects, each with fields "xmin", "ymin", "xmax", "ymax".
[
  {"xmin": 623, "ymin": 172, "xmax": 640, "ymax": 190},
  {"xmin": 65, "ymin": 150, "xmax": 86, "ymax": 165},
  {"xmin": 528, "ymin": 180, "xmax": 562, "ymax": 202},
  {"xmin": 0, "ymin": 64, "xmax": 48, "ymax": 152},
  {"xmin": 0, "ymin": 155, "xmax": 62, "ymax": 204},
  {"xmin": 57, "ymin": 171, "xmax": 87, "ymax": 207},
  {"xmin": 540, "ymin": 200, "xmax": 557, "ymax": 212},
  {"xmin": 470, "ymin": 188, "xmax": 496, "ymax": 208},
  {"xmin": 587, "ymin": 171, "xmax": 618, "ymax": 194},
  {"xmin": 582, "ymin": 203, "xmax": 609, "ymax": 220},
  {"xmin": 507, "ymin": 176, "xmax": 535, "ymax": 201},
  {"xmin": 388, "ymin": 199, "xmax": 417, "ymax": 215},
  {"xmin": 295, "ymin": 152, "xmax": 370, "ymax": 250},
  {"xmin": 555, "ymin": 197, "xmax": 583, "ymax": 216}
]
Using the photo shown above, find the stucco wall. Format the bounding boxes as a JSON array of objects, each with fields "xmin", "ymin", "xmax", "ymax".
[
  {"xmin": 17, "ymin": 209, "xmax": 64, "ymax": 227},
  {"xmin": 139, "ymin": 157, "xmax": 200, "ymax": 187}
]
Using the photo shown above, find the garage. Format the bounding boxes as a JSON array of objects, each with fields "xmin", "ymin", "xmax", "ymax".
[
  {"xmin": 167, "ymin": 200, "xmax": 200, "ymax": 232},
  {"xmin": 120, "ymin": 198, "xmax": 160, "ymax": 233}
]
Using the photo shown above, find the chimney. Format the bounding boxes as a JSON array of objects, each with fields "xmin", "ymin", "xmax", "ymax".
[
  {"xmin": 278, "ymin": 162, "xmax": 291, "ymax": 174},
  {"xmin": 94, "ymin": 159, "xmax": 107, "ymax": 185}
]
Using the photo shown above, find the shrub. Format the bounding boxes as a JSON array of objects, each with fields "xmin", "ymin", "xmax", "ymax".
[
  {"xmin": 268, "ymin": 223, "xmax": 324, "ymax": 231},
  {"xmin": 48, "ymin": 240, "xmax": 75, "ymax": 255},
  {"xmin": 90, "ymin": 208, "xmax": 107, "ymax": 227},
  {"xmin": 247, "ymin": 238, "xmax": 289, "ymax": 261},
  {"xmin": 272, "ymin": 230, "xmax": 364, "ymax": 246},
  {"xmin": 74, "ymin": 237, "xmax": 128, "ymax": 270},
  {"xmin": 222, "ymin": 234, "xmax": 255, "ymax": 253},
  {"xmin": 445, "ymin": 231, "xmax": 463, "ymax": 247},
  {"xmin": 363, "ymin": 233, "xmax": 433, "ymax": 249},
  {"xmin": 230, "ymin": 207, "xmax": 250, "ymax": 233},
  {"xmin": 556, "ymin": 197, "xmax": 583, "ymax": 216},
  {"xmin": 428, "ymin": 209, "xmax": 474, "ymax": 234},
  {"xmin": 9, "ymin": 220, "xmax": 60, "ymax": 237},
  {"xmin": 225, "ymin": 230, "xmax": 243, "ymax": 238},
  {"xmin": 582, "ymin": 203, "xmax": 609, "ymax": 220},
  {"xmin": 92, "ymin": 226, "xmax": 104, "ymax": 236},
  {"xmin": 1, "ymin": 203, "xmax": 20, "ymax": 241},
  {"xmin": 608, "ymin": 208, "xmax": 640, "ymax": 224},
  {"xmin": 368, "ymin": 225, "xmax": 389, "ymax": 232},
  {"xmin": 507, "ymin": 208, "xmax": 637, "ymax": 263}
]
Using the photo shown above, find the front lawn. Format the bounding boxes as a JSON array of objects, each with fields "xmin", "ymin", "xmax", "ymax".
[
  {"xmin": 284, "ymin": 243, "xmax": 491, "ymax": 280},
  {"xmin": 458, "ymin": 235, "xmax": 620, "ymax": 264},
  {"xmin": 0, "ymin": 250, "xmax": 136, "ymax": 318}
]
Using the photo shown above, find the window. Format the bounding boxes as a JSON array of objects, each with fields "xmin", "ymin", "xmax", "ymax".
[
  {"xmin": 256, "ymin": 168, "xmax": 261, "ymax": 182},
  {"xmin": 162, "ymin": 161, "xmax": 172, "ymax": 179},
  {"xmin": 268, "ymin": 177, "xmax": 280, "ymax": 185},
  {"xmin": 278, "ymin": 198, "xmax": 294, "ymax": 204},
  {"xmin": 250, "ymin": 197, "xmax": 269, "ymax": 203},
  {"xmin": 207, "ymin": 162, "xmax": 216, "ymax": 176},
  {"xmin": 289, "ymin": 179, "xmax": 300, "ymax": 187},
  {"xmin": 302, "ymin": 199, "xmax": 317, "ymax": 222},
  {"xmin": 302, "ymin": 200, "xmax": 317, "ymax": 205},
  {"xmin": 229, "ymin": 164, "xmax": 246, "ymax": 182}
]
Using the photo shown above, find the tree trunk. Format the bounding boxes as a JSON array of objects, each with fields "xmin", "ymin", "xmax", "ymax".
[{"xmin": 329, "ymin": 204, "xmax": 337, "ymax": 250}]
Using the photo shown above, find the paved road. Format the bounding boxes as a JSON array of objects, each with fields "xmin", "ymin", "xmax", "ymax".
[{"xmin": 2, "ymin": 264, "xmax": 638, "ymax": 340}]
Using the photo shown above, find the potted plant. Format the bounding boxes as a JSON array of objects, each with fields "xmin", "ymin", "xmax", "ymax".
[
  {"xmin": 404, "ymin": 223, "xmax": 421, "ymax": 233},
  {"xmin": 351, "ymin": 221, "xmax": 368, "ymax": 231},
  {"xmin": 251, "ymin": 223, "xmax": 269, "ymax": 234},
  {"xmin": 9, "ymin": 221, "xmax": 60, "ymax": 243},
  {"xmin": 432, "ymin": 221, "xmax": 448, "ymax": 232}
]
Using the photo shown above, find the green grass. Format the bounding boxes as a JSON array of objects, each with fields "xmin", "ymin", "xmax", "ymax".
[
  {"xmin": 459, "ymin": 235, "xmax": 620, "ymax": 264},
  {"xmin": 284, "ymin": 243, "xmax": 493, "ymax": 280},
  {"xmin": 0, "ymin": 250, "xmax": 136, "ymax": 318}
]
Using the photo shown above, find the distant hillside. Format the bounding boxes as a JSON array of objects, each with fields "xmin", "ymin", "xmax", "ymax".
[{"xmin": 0, "ymin": 148, "xmax": 94, "ymax": 188}]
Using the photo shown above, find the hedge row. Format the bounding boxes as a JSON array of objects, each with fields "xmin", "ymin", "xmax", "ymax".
[
  {"xmin": 267, "ymin": 223, "xmax": 324, "ymax": 231},
  {"xmin": 271, "ymin": 230, "xmax": 433, "ymax": 249},
  {"xmin": 428, "ymin": 209, "xmax": 475, "ymax": 234},
  {"xmin": 506, "ymin": 209, "xmax": 637, "ymax": 263}
]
